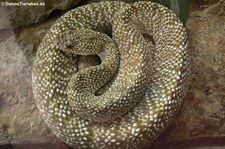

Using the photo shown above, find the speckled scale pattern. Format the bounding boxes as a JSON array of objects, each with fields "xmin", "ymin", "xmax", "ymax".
[{"xmin": 32, "ymin": 1, "xmax": 190, "ymax": 149}]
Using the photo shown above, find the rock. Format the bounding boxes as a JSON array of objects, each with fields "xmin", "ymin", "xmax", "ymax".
[
  {"xmin": 16, "ymin": 16, "xmax": 58, "ymax": 64},
  {"xmin": 1, "ymin": 0, "xmax": 80, "ymax": 29},
  {"xmin": 0, "ymin": 0, "xmax": 225, "ymax": 148},
  {"xmin": 0, "ymin": 7, "xmax": 11, "ymax": 31}
]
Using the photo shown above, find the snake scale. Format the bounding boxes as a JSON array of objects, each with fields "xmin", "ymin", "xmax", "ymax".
[{"xmin": 32, "ymin": 1, "xmax": 190, "ymax": 148}]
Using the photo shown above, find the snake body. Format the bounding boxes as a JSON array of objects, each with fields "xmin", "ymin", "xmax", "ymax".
[{"xmin": 32, "ymin": 1, "xmax": 190, "ymax": 148}]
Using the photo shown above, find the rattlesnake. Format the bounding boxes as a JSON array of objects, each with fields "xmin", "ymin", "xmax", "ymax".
[{"xmin": 32, "ymin": 1, "xmax": 190, "ymax": 148}]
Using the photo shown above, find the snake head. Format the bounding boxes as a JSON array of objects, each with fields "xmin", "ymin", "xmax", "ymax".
[
  {"xmin": 56, "ymin": 30, "xmax": 81, "ymax": 54},
  {"xmin": 56, "ymin": 28, "xmax": 111, "ymax": 55}
]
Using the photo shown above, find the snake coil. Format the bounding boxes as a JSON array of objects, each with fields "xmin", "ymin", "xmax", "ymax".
[{"xmin": 32, "ymin": 1, "xmax": 190, "ymax": 148}]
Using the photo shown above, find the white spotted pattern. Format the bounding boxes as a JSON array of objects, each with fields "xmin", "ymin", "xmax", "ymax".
[{"xmin": 32, "ymin": 1, "xmax": 190, "ymax": 149}]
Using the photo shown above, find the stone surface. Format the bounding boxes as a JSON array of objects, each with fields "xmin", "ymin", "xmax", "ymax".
[
  {"xmin": 15, "ymin": 16, "xmax": 58, "ymax": 64},
  {"xmin": 1, "ymin": 0, "xmax": 80, "ymax": 29},
  {"xmin": 0, "ymin": 0, "xmax": 225, "ymax": 148}
]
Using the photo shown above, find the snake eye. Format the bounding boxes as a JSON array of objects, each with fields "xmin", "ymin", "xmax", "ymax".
[
  {"xmin": 143, "ymin": 33, "xmax": 155, "ymax": 45},
  {"xmin": 66, "ymin": 45, "xmax": 74, "ymax": 49}
]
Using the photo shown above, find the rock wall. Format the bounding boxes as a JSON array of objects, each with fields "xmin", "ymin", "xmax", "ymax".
[{"xmin": 0, "ymin": 0, "xmax": 224, "ymax": 148}]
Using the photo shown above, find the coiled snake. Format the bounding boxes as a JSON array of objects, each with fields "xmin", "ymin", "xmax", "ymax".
[{"xmin": 32, "ymin": 1, "xmax": 190, "ymax": 148}]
